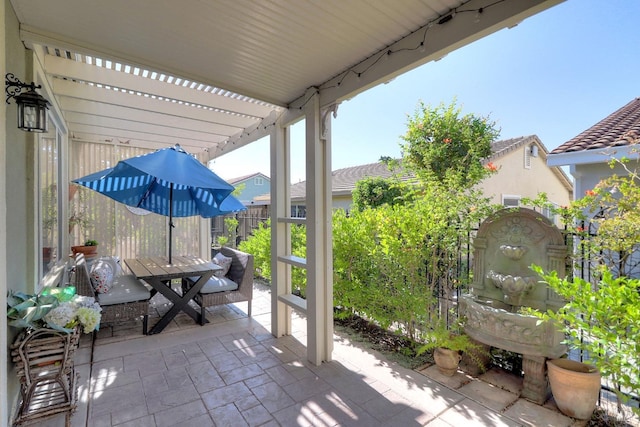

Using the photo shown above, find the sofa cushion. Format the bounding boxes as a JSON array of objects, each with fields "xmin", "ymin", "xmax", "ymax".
[
  {"xmin": 89, "ymin": 260, "xmax": 114, "ymax": 294},
  {"xmin": 198, "ymin": 276, "xmax": 239, "ymax": 294},
  {"xmin": 212, "ymin": 252, "xmax": 232, "ymax": 277},
  {"xmin": 96, "ymin": 274, "xmax": 151, "ymax": 306}
]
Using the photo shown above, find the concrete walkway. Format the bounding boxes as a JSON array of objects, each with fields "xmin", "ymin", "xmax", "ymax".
[{"xmin": 32, "ymin": 282, "xmax": 612, "ymax": 426}]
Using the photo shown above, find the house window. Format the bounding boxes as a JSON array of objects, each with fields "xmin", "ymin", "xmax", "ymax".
[
  {"xmin": 502, "ymin": 195, "xmax": 520, "ymax": 208},
  {"xmin": 254, "ymin": 177, "xmax": 264, "ymax": 186},
  {"xmin": 39, "ymin": 119, "xmax": 61, "ymax": 280},
  {"xmin": 291, "ymin": 205, "xmax": 306, "ymax": 218},
  {"xmin": 542, "ymin": 203, "xmax": 559, "ymax": 225}
]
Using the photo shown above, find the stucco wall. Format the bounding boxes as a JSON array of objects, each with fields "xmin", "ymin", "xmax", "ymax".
[
  {"xmin": 481, "ymin": 145, "xmax": 572, "ymax": 209},
  {"xmin": 3, "ymin": 0, "xmax": 35, "ymax": 423},
  {"xmin": 572, "ymin": 162, "xmax": 631, "ymax": 202}
]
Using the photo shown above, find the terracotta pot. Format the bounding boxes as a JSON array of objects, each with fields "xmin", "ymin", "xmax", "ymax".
[
  {"xmin": 71, "ymin": 245, "xmax": 98, "ymax": 257},
  {"xmin": 434, "ymin": 347, "xmax": 462, "ymax": 376},
  {"xmin": 547, "ymin": 358, "xmax": 601, "ymax": 420}
]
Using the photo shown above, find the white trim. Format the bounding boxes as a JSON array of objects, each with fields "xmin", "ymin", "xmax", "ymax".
[{"xmin": 547, "ymin": 145, "xmax": 639, "ymax": 166}]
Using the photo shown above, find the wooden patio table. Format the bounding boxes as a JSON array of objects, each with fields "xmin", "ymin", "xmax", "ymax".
[{"xmin": 124, "ymin": 256, "xmax": 221, "ymax": 335}]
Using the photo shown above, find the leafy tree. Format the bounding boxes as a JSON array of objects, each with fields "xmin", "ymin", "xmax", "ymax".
[
  {"xmin": 400, "ymin": 100, "xmax": 499, "ymax": 188},
  {"xmin": 352, "ymin": 176, "xmax": 405, "ymax": 211}
]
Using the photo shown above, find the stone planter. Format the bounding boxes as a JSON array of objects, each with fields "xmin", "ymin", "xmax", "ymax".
[
  {"xmin": 547, "ymin": 358, "xmax": 601, "ymax": 420},
  {"xmin": 434, "ymin": 347, "xmax": 462, "ymax": 376}
]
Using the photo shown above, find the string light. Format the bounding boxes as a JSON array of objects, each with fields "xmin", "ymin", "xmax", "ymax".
[
  {"xmin": 317, "ymin": 0, "xmax": 506, "ymax": 93},
  {"xmin": 217, "ymin": 0, "xmax": 506, "ymax": 154}
]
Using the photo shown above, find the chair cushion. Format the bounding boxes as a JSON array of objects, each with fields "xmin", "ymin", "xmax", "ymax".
[
  {"xmin": 96, "ymin": 274, "xmax": 151, "ymax": 305},
  {"xmin": 212, "ymin": 252, "xmax": 232, "ymax": 277},
  {"xmin": 198, "ymin": 276, "xmax": 239, "ymax": 294},
  {"xmin": 89, "ymin": 260, "xmax": 114, "ymax": 294}
]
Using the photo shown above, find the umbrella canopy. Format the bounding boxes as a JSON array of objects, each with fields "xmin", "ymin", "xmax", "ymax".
[{"xmin": 72, "ymin": 144, "xmax": 245, "ymax": 262}]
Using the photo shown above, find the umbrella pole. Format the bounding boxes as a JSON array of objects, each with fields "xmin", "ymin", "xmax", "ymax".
[{"xmin": 169, "ymin": 184, "xmax": 173, "ymax": 264}]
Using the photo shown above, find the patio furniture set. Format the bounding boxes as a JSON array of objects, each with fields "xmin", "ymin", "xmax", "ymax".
[
  {"xmin": 11, "ymin": 247, "xmax": 253, "ymax": 425},
  {"xmin": 72, "ymin": 247, "xmax": 254, "ymax": 334}
]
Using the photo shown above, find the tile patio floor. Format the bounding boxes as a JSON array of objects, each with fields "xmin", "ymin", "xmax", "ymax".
[{"xmin": 31, "ymin": 282, "xmax": 619, "ymax": 426}]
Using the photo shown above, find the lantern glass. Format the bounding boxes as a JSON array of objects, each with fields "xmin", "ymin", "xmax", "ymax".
[{"xmin": 16, "ymin": 89, "xmax": 49, "ymax": 132}]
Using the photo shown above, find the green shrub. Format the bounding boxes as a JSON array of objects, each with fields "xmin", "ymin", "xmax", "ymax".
[
  {"xmin": 238, "ymin": 219, "xmax": 272, "ymax": 279},
  {"xmin": 529, "ymin": 265, "xmax": 640, "ymax": 414}
]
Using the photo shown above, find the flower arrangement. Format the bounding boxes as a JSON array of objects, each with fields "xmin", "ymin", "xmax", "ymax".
[{"xmin": 7, "ymin": 286, "xmax": 102, "ymax": 334}]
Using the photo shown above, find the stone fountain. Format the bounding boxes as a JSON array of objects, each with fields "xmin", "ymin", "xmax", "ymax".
[{"xmin": 460, "ymin": 208, "xmax": 567, "ymax": 404}]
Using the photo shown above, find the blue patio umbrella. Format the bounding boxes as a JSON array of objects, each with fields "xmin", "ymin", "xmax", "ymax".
[{"xmin": 72, "ymin": 144, "xmax": 245, "ymax": 263}]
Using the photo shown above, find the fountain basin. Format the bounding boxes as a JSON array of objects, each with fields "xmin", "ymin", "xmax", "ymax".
[
  {"xmin": 486, "ymin": 270, "xmax": 537, "ymax": 304},
  {"xmin": 460, "ymin": 294, "xmax": 566, "ymax": 358},
  {"xmin": 499, "ymin": 244, "xmax": 528, "ymax": 260}
]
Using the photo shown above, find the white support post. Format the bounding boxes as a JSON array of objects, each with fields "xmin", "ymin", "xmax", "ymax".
[
  {"xmin": 304, "ymin": 89, "xmax": 334, "ymax": 365},
  {"xmin": 270, "ymin": 121, "xmax": 292, "ymax": 337}
]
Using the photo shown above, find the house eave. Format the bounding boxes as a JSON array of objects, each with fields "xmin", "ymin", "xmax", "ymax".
[{"xmin": 547, "ymin": 145, "xmax": 639, "ymax": 167}]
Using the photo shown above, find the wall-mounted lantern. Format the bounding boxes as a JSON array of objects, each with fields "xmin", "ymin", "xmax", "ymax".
[{"xmin": 5, "ymin": 73, "xmax": 50, "ymax": 132}]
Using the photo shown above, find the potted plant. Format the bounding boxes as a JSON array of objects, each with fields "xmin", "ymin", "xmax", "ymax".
[
  {"xmin": 417, "ymin": 320, "xmax": 488, "ymax": 376},
  {"xmin": 7, "ymin": 287, "xmax": 102, "ymax": 335},
  {"xmin": 71, "ymin": 239, "xmax": 99, "ymax": 257},
  {"xmin": 529, "ymin": 265, "xmax": 639, "ymax": 420}
]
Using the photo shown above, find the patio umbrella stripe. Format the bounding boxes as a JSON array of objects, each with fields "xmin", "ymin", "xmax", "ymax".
[{"xmin": 72, "ymin": 144, "xmax": 245, "ymax": 262}]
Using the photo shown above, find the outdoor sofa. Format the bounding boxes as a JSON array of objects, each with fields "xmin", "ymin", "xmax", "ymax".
[{"xmin": 72, "ymin": 254, "xmax": 151, "ymax": 334}]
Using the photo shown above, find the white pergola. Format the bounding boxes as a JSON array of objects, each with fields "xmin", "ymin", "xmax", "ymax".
[{"xmin": 11, "ymin": 0, "xmax": 562, "ymax": 365}]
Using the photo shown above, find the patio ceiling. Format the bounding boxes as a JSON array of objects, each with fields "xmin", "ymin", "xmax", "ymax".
[{"xmin": 11, "ymin": 0, "xmax": 562, "ymax": 160}]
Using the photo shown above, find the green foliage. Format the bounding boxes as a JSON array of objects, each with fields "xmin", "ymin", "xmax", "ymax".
[
  {"xmin": 216, "ymin": 235, "xmax": 229, "ymax": 247},
  {"xmin": 333, "ymin": 182, "xmax": 495, "ymax": 342},
  {"xmin": 224, "ymin": 216, "xmax": 239, "ymax": 247},
  {"xmin": 238, "ymin": 219, "xmax": 272, "ymax": 279},
  {"xmin": 400, "ymin": 100, "xmax": 500, "ymax": 188},
  {"xmin": 84, "ymin": 239, "xmax": 98, "ymax": 246},
  {"xmin": 525, "ymin": 159, "xmax": 640, "ymax": 276},
  {"xmin": 575, "ymin": 173, "xmax": 640, "ymax": 276},
  {"xmin": 416, "ymin": 320, "xmax": 488, "ymax": 372},
  {"xmin": 7, "ymin": 291, "xmax": 60, "ymax": 330},
  {"xmin": 237, "ymin": 220, "xmax": 307, "ymax": 295},
  {"xmin": 529, "ymin": 265, "xmax": 640, "ymax": 412},
  {"xmin": 352, "ymin": 176, "xmax": 407, "ymax": 212}
]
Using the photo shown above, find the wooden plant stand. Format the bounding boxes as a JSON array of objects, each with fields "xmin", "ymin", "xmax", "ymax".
[{"xmin": 10, "ymin": 327, "xmax": 80, "ymax": 426}]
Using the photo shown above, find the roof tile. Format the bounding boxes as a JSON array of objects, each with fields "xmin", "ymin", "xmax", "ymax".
[{"xmin": 551, "ymin": 98, "xmax": 640, "ymax": 154}]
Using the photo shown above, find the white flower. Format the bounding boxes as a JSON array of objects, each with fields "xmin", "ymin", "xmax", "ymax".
[
  {"xmin": 43, "ymin": 295, "xmax": 102, "ymax": 333},
  {"xmin": 44, "ymin": 303, "xmax": 75, "ymax": 329},
  {"xmin": 76, "ymin": 307, "xmax": 101, "ymax": 333}
]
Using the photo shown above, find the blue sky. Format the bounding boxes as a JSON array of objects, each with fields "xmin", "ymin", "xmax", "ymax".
[{"xmin": 211, "ymin": 0, "xmax": 640, "ymax": 183}]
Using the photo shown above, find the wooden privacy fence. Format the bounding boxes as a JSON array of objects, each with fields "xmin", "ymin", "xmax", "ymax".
[{"xmin": 211, "ymin": 208, "xmax": 268, "ymax": 248}]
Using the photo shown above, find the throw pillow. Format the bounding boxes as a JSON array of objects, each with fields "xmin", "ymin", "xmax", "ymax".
[
  {"xmin": 212, "ymin": 252, "xmax": 232, "ymax": 277},
  {"xmin": 89, "ymin": 260, "xmax": 114, "ymax": 293}
]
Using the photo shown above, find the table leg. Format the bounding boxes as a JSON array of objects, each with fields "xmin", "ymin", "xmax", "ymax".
[{"xmin": 146, "ymin": 273, "xmax": 212, "ymax": 334}]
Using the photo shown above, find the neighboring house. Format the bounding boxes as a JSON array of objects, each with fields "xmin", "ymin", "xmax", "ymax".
[
  {"xmin": 228, "ymin": 172, "xmax": 271, "ymax": 205},
  {"xmin": 482, "ymin": 135, "xmax": 573, "ymax": 219},
  {"xmin": 547, "ymin": 98, "xmax": 640, "ymax": 277},
  {"xmin": 254, "ymin": 161, "xmax": 411, "ymax": 216},
  {"xmin": 547, "ymin": 97, "xmax": 640, "ymax": 198},
  {"xmin": 254, "ymin": 135, "xmax": 573, "ymax": 222}
]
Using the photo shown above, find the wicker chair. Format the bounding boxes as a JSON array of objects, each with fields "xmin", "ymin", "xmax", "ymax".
[
  {"xmin": 72, "ymin": 254, "xmax": 151, "ymax": 334},
  {"xmin": 182, "ymin": 247, "xmax": 254, "ymax": 324}
]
